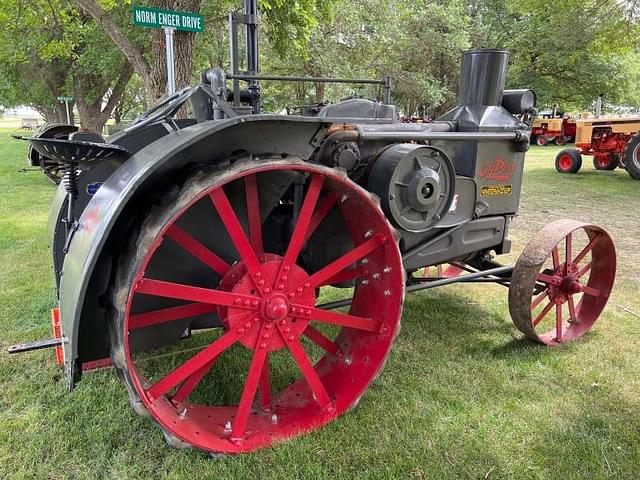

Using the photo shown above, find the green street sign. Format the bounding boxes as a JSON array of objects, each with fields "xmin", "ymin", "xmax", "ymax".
[
  {"xmin": 57, "ymin": 96, "xmax": 74, "ymax": 102},
  {"xmin": 132, "ymin": 5, "xmax": 204, "ymax": 32}
]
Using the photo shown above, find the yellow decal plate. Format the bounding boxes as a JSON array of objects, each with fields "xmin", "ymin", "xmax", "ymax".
[{"xmin": 480, "ymin": 184, "xmax": 512, "ymax": 196}]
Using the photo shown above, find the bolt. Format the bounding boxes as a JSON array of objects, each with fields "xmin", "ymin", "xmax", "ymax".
[
  {"xmin": 381, "ymin": 325, "xmax": 389, "ymax": 333},
  {"xmin": 257, "ymin": 280, "xmax": 265, "ymax": 286},
  {"xmin": 284, "ymin": 327, "xmax": 291, "ymax": 334},
  {"xmin": 304, "ymin": 282, "xmax": 310, "ymax": 288},
  {"xmin": 254, "ymin": 272, "xmax": 261, "ymax": 278},
  {"xmin": 265, "ymin": 324, "xmax": 272, "ymax": 330},
  {"xmin": 281, "ymin": 275, "xmax": 288, "ymax": 282},
  {"xmin": 384, "ymin": 290, "xmax": 391, "ymax": 296},
  {"xmin": 383, "ymin": 267, "xmax": 392, "ymax": 274},
  {"xmin": 364, "ymin": 229, "xmax": 373, "ymax": 239},
  {"xmin": 287, "ymin": 335, "xmax": 295, "ymax": 341},
  {"xmin": 271, "ymin": 414, "xmax": 278, "ymax": 424},
  {"xmin": 344, "ymin": 357, "xmax": 352, "ymax": 365},
  {"xmin": 179, "ymin": 408, "xmax": 187, "ymax": 418},
  {"xmin": 305, "ymin": 309, "xmax": 311, "ymax": 316},
  {"xmin": 243, "ymin": 300, "xmax": 251, "ymax": 306},
  {"xmin": 234, "ymin": 298, "xmax": 241, "ymax": 305},
  {"xmin": 252, "ymin": 301, "xmax": 259, "ymax": 307},
  {"xmin": 245, "ymin": 321, "xmax": 252, "ymax": 328},
  {"xmin": 283, "ymin": 266, "xmax": 290, "ymax": 272},
  {"xmin": 263, "ymin": 333, "xmax": 270, "ymax": 339},
  {"xmin": 361, "ymin": 258, "xmax": 368, "ymax": 265},
  {"xmin": 361, "ymin": 279, "xmax": 369, "ymax": 285},
  {"xmin": 253, "ymin": 317, "xmax": 259, "ymax": 322},
  {"xmin": 296, "ymin": 287, "xmax": 303, "ymax": 293},
  {"xmin": 341, "ymin": 193, "xmax": 348, "ymax": 202},
  {"xmin": 288, "ymin": 292, "xmax": 295, "ymax": 298},
  {"xmin": 238, "ymin": 328, "xmax": 245, "ymax": 334},
  {"xmin": 372, "ymin": 273, "xmax": 380, "ymax": 280},
  {"xmin": 277, "ymin": 283, "xmax": 285, "ymax": 290},
  {"xmin": 224, "ymin": 421, "xmax": 232, "ymax": 431},
  {"xmin": 260, "ymin": 342, "xmax": 267, "ymax": 349},
  {"xmin": 327, "ymin": 404, "xmax": 336, "ymax": 413}
]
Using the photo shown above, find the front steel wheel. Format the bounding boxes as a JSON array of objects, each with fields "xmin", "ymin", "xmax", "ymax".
[
  {"xmin": 111, "ymin": 159, "xmax": 404, "ymax": 453},
  {"xmin": 508, "ymin": 220, "xmax": 615, "ymax": 345}
]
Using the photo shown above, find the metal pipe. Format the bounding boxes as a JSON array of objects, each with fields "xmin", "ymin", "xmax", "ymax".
[
  {"xmin": 164, "ymin": 28, "xmax": 176, "ymax": 95},
  {"xmin": 317, "ymin": 266, "xmax": 514, "ymax": 310},
  {"xmin": 228, "ymin": 13, "xmax": 240, "ymax": 107},
  {"xmin": 228, "ymin": 74, "xmax": 386, "ymax": 85},
  {"xmin": 359, "ymin": 131, "xmax": 524, "ymax": 142}
]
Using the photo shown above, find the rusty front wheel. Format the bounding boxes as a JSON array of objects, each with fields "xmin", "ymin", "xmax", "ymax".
[{"xmin": 508, "ymin": 219, "xmax": 616, "ymax": 345}]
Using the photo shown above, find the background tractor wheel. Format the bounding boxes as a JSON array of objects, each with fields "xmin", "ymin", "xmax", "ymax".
[
  {"xmin": 535, "ymin": 136, "xmax": 548, "ymax": 146},
  {"xmin": 555, "ymin": 149, "xmax": 582, "ymax": 174},
  {"xmin": 592, "ymin": 154, "xmax": 618, "ymax": 171},
  {"xmin": 555, "ymin": 134, "xmax": 568, "ymax": 146},
  {"xmin": 508, "ymin": 219, "xmax": 615, "ymax": 345},
  {"xmin": 110, "ymin": 158, "xmax": 404, "ymax": 454},
  {"xmin": 624, "ymin": 132, "xmax": 640, "ymax": 180}
]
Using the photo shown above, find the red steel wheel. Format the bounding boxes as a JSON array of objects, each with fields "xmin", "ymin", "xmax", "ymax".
[
  {"xmin": 111, "ymin": 159, "xmax": 404, "ymax": 453},
  {"xmin": 508, "ymin": 219, "xmax": 615, "ymax": 345}
]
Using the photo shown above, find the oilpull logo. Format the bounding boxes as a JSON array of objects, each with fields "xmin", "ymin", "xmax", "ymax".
[{"xmin": 479, "ymin": 159, "xmax": 516, "ymax": 181}]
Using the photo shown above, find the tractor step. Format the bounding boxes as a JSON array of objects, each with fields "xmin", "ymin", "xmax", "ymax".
[{"xmin": 8, "ymin": 337, "xmax": 65, "ymax": 354}]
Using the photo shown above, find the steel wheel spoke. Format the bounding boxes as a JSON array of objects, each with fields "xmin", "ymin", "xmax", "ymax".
[
  {"xmin": 573, "ymin": 234, "xmax": 601, "ymax": 265},
  {"xmin": 300, "ymin": 305, "xmax": 381, "ymax": 333},
  {"xmin": 146, "ymin": 330, "xmax": 240, "ymax": 401},
  {"xmin": 258, "ymin": 356, "xmax": 272, "ymax": 411},
  {"xmin": 565, "ymin": 232, "xmax": 572, "ymax": 275},
  {"xmin": 281, "ymin": 330, "xmax": 332, "ymax": 410},
  {"xmin": 552, "ymin": 246, "xmax": 560, "ymax": 270},
  {"xmin": 281, "ymin": 175, "xmax": 324, "ymax": 271},
  {"xmin": 130, "ymin": 302, "xmax": 217, "ymax": 329},
  {"xmin": 303, "ymin": 192, "xmax": 338, "ymax": 243},
  {"xmin": 303, "ymin": 235, "xmax": 386, "ymax": 290},
  {"xmin": 555, "ymin": 303, "xmax": 564, "ymax": 342},
  {"xmin": 172, "ymin": 355, "xmax": 219, "ymax": 403},
  {"xmin": 165, "ymin": 224, "xmax": 230, "ymax": 275},
  {"xmin": 530, "ymin": 289, "xmax": 549, "ymax": 310},
  {"xmin": 537, "ymin": 273, "xmax": 556, "ymax": 285},
  {"xmin": 209, "ymin": 187, "xmax": 261, "ymax": 274},
  {"xmin": 567, "ymin": 296, "xmax": 577, "ymax": 323},
  {"xmin": 576, "ymin": 261, "xmax": 592, "ymax": 280},
  {"xmin": 244, "ymin": 174, "xmax": 263, "ymax": 253},
  {"xmin": 533, "ymin": 298, "xmax": 555, "ymax": 327},
  {"xmin": 135, "ymin": 278, "xmax": 258, "ymax": 310},
  {"xmin": 303, "ymin": 325, "xmax": 341, "ymax": 356},
  {"xmin": 231, "ymin": 336, "xmax": 269, "ymax": 442},
  {"xmin": 319, "ymin": 267, "xmax": 366, "ymax": 286},
  {"xmin": 581, "ymin": 285, "xmax": 601, "ymax": 297}
]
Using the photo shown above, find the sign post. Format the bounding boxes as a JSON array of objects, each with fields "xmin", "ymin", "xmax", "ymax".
[
  {"xmin": 132, "ymin": 6, "xmax": 205, "ymax": 96},
  {"xmin": 57, "ymin": 95, "xmax": 74, "ymax": 124}
]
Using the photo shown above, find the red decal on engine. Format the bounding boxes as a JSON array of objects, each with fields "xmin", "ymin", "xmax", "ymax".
[{"xmin": 479, "ymin": 159, "xmax": 516, "ymax": 181}]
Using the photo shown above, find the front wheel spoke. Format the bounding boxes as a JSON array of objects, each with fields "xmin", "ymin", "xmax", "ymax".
[
  {"xmin": 209, "ymin": 187, "xmax": 261, "ymax": 274},
  {"xmin": 555, "ymin": 303, "xmax": 564, "ymax": 342},
  {"xmin": 135, "ymin": 278, "xmax": 258, "ymax": 310},
  {"xmin": 537, "ymin": 273, "xmax": 557, "ymax": 285},
  {"xmin": 576, "ymin": 261, "xmax": 592, "ymax": 280},
  {"xmin": 581, "ymin": 284, "xmax": 601, "ymax": 297},
  {"xmin": 533, "ymin": 297, "xmax": 556, "ymax": 327},
  {"xmin": 301, "ymin": 305, "xmax": 381, "ymax": 333},
  {"xmin": 567, "ymin": 296, "xmax": 577, "ymax": 323},
  {"xmin": 573, "ymin": 234, "xmax": 601, "ymax": 265},
  {"xmin": 303, "ymin": 325, "xmax": 341, "ymax": 356},
  {"xmin": 280, "ymin": 329, "xmax": 332, "ymax": 409},
  {"xmin": 231, "ymin": 337, "xmax": 269, "ymax": 442},
  {"xmin": 303, "ymin": 235, "xmax": 386, "ymax": 290},
  {"xmin": 244, "ymin": 174, "xmax": 263, "ymax": 253},
  {"xmin": 129, "ymin": 302, "xmax": 218, "ymax": 329},
  {"xmin": 281, "ymin": 174, "xmax": 324, "ymax": 270},
  {"xmin": 146, "ymin": 330, "xmax": 240, "ymax": 401},
  {"xmin": 552, "ymin": 246, "xmax": 560, "ymax": 270},
  {"xmin": 165, "ymin": 224, "xmax": 230, "ymax": 275},
  {"xmin": 530, "ymin": 289, "xmax": 549, "ymax": 311},
  {"xmin": 565, "ymin": 232, "xmax": 572, "ymax": 275},
  {"xmin": 171, "ymin": 354, "xmax": 219, "ymax": 403}
]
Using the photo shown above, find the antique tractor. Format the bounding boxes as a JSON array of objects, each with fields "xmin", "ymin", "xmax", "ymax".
[
  {"xmin": 554, "ymin": 114, "xmax": 640, "ymax": 179},
  {"xmin": 531, "ymin": 114, "xmax": 576, "ymax": 146},
  {"xmin": 9, "ymin": 1, "xmax": 616, "ymax": 455}
]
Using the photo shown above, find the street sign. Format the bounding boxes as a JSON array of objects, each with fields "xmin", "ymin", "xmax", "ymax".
[
  {"xmin": 57, "ymin": 96, "xmax": 74, "ymax": 102},
  {"xmin": 132, "ymin": 5, "xmax": 204, "ymax": 33}
]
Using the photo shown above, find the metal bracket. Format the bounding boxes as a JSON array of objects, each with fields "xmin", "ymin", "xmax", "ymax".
[{"xmin": 8, "ymin": 337, "xmax": 66, "ymax": 354}]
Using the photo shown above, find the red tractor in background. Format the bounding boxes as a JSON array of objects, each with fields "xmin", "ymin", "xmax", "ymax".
[
  {"xmin": 531, "ymin": 113, "xmax": 576, "ymax": 146},
  {"xmin": 554, "ymin": 115, "xmax": 640, "ymax": 180}
]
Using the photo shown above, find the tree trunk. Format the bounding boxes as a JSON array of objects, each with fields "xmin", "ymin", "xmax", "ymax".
[
  {"xmin": 314, "ymin": 82, "xmax": 325, "ymax": 103},
  {"xmin": 74, "ymin": 0, "xmax": 202, "ymax": 102}
]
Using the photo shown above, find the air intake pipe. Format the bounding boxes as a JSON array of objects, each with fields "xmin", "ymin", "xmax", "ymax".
[{"xmin": 458, "ymin": 48, "xmax": 509, "ymax": 107}]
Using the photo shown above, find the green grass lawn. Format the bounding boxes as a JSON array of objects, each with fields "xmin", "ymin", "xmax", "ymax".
[{"xmin": 1, "ymin": 131, "xmax": 639, "ymax": 479}]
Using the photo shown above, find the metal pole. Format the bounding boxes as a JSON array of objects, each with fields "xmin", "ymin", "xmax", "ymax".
[
  {"xmin": 64, "ymin": 100, "xmax": 71, "ymax": 125},
  {"xmin": 164, "ymin": 27, "xmax": 176, "ymax": 95}
]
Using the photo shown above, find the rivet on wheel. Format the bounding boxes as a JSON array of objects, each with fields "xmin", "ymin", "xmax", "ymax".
[
  {"xmin": 384, "ymin": 290, "xmax": 391, "ymax": 296},
  {"xmin": 283, "ymin": 266, "xmax": 290, "ymax": 272},
  {"xmin": 243, "ymin": 300, "xmax": 251, "ymax": 306},
  {"xmin": 265, "ymin": 324, "xmax": 272, "ymax": 330},
  {"xmin": 305, "ymin": 309, "xmax": 311, "ymax": 316},
  {"xmin": 383, "ymin": 266, "xmax": 392, "ymax": 274},
  {"xmin": 281, "ymin": 275, "xmax": 288, "ymax": 282},
  {"xmin": 288, "ymin": 292, "xmax": 295, "ymax": 298},
  {"xmin": 280, "ymin": 320, "xmax": 287, "ymax": 326},
  {"xmin": 224, "ymin": 421, "xmax": 232, "ymax": 432},
  {"xmin": 277, "ymin": 283, "xmax": 285, "ymax": 290},
  {"xmin": 361, "ymin": 258, "xmax": 368, "ymax": 265},
  {"xmin": 364, "ymin": 229, "xmax": 373, "ymax": 238},
  {"xmin": 263, "ymin": 288, "xmax": 271, "ymax": 294},
  {"xmin": 271, "ymin": 414, "xmax": 278, "ymax": 423},
  {"xmin": 257, "ymin": 280, "xmax": 265, "ymax": 286},
  {"xmin": 238, "ymin": 328, "xmax": 245, "ymax": 334},
  {"xmin": 372, "ymin": 273, "xmax": 380, "ymax": 280},
  {"xmin": 341, "ymin": 193, "xmax": 348, "ymax": 202},
  {"xmin": 361, "ymin": 279, "xmax": 369, "ymax": 285},
  {"xmin": 303, "ymin": 282, "xmax": 310, "ymax": 288},
  {"xmin": 262, "ymin": 333, "xmax": 270, "ymax": 339},
  {"xmin": 260, "ymin": 342, "xmax": 267, "ymax": 349},
  {"xmin": 234, "ymin": 298, "xmax": 241, "ymax": 305},
  {"xmin": 245, "ymin": 321, "xmax": 252, "ymax": 328},
  {"xmin": 284, "ymin": 327, "xmax": 291, "ymax": 334},
  {"xmin": 296, "ymin": 287, "xmax": 303, "ymax": 293},
  {"xmin": 252, "ymin": 301, "xmax": 259, "ymax": 307},
  {"xmin": 254, "ymin": 272, "xmax": 261, "ymax": 278}
]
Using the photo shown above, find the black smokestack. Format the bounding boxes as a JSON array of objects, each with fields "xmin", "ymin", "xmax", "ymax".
[{"xmin": 458, "ymin": 49, "xmax": 509, "ymax": 107}]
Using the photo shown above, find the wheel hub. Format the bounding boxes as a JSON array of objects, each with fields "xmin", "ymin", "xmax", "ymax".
[
  {"xmin": 221, "ymin": 257, "xmax": 315, "ymax": 351},
  {"xmin": 548, "ymin": 263, "xmax": 580, "ymax": 302}
]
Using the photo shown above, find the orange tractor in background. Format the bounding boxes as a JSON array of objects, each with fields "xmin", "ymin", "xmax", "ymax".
[
  {"xmin": 531, "ymin": 114, "xmax": 576, "ymax": 146},
  {"xmin": 554, "ymin": 115, "xmax": 640, "ymax": 180}
]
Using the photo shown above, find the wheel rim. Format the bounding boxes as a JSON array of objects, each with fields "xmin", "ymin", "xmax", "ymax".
[
  {"xmin": 558, "ymin": 155, "xmax": 573, "ymax": 171},
  {"xmin": 509, "ymin": 220, "xmax": 615, "ymax": 345},
  {"xmin": 633, "ymin": 144, "xmax": 640, "ymax": 169},
  {"xmin": 121, "ymin": 161, "xmax": 404, "ymax": 453}
]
